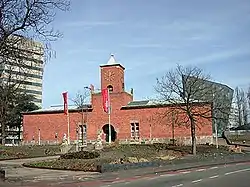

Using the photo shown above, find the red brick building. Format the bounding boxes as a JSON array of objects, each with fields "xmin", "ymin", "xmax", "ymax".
[{"xmin": 22, "ymin": 55, "xmax": 213, "ymax": 145}]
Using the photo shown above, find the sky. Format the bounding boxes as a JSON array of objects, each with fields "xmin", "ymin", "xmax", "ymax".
[{"xmin": 42, "ymin": 0, "xmax": 250, "ymax": 108}]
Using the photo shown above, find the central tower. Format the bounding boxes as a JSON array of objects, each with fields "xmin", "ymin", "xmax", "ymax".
[{"xmin": 100, "ymin": 54, "xmax": 125, "ymax": 93}]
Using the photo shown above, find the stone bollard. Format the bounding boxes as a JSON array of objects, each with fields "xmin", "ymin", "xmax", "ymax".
[{"xmin": 0, "ymin": 168, "xmax": 5, "ymax": 181}]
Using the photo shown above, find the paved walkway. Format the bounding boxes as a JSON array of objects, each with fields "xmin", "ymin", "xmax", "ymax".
[{"xmin": 0, "ymin": 156, "xmax": 100, "ymax": 183}]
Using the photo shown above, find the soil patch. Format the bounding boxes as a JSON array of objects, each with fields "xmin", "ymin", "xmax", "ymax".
[{"xmin": 24, "ymin": 144, "xmax": 231, "ymax": 172}]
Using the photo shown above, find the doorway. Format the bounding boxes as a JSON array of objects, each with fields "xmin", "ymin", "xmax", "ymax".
[{"xmin": 102, "ymin": 124, "xmax": 117, "ymax": 142}]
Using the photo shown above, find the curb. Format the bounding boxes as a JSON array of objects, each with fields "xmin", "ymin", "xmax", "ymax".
[
  {"xmin": 100, "ymin": 155, "xmax": 250, "ymax": 173},
  {"xmin": 0, "ymin": 154, "xmax": 61, "ymax": 162},
  {"xmin": 22, "ymin": 163, "xmax": 100, "ymax": 172},
  {"xmin": 7, "ymin": 158, "xmax": 250, "ymax": 184},
  {"xmin": 21, "ymin": 153, "xmax": 250, "ymax": 173}
]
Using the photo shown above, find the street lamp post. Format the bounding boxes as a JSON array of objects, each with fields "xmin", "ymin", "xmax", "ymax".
[
  {"xmin": 213, "ymin": 93, "xmax": 219, "ymax": 149},
  {"xmin": 38, "ymin": 128, "xmax": 41, "ymax": 145},
  {"xmin": 83, "ymin": 86, "xmax": 92, "ymax": 146}
]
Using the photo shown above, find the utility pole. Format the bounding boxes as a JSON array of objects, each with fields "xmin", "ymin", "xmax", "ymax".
[{"xmin": 108, "ymin": 88, "xmax": 111, "ymax": 144}]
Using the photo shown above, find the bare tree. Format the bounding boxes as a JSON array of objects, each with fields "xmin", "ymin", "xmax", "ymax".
[
  {"xmin": 235, "ymin": 87, "xmax": 243, "ymax": 126},
  {"xmin": 71, "ymin": 90, "xmax": 91, "ymax": 146},
  {"xmin": 155, "ymin": 65, "xmax": 232, "ymax": 155},
  {"xmin": 0, "ymin": 0, "xmax": 70, "ymax": 145},
  {"xmin": 241, "ymin": 92, "xmax": 248, "ymax": 126},
  {"xmin": 248, "ymin": 86, "xmax": 250, "ymax": 111},
  {"xmin": 232, "ymin": 87, "xmax": 249, "ymax": 127},
  {"xmin": 0, "ymin": 56, "xmax": 32, "ymax": 144},
  {"xmin": 0, "ymin": 0, "xmax": 70, "ymax": 60}
]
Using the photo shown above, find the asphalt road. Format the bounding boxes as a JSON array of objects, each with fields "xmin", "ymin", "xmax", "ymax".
[
  {"xmin": 1, "ymin": 161, "xmax": 250, "ymax": 187},
  {"xmin": 98, "ymin": 162, "xmax": 250, "ymax": 187}
]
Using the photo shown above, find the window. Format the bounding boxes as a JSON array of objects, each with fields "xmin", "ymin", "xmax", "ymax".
[
  {"xmin": 107, "ymin": 85, "xmax": 113, "ymax": 92},
  {"xmin": 131, "ymin": 122, "xmax": 139, "ymax": 140}
]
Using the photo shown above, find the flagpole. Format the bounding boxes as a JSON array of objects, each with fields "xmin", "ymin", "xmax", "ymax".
[
  {"xmin": 108, "ymin": 88, "xmax": 111, "ymax": 144},
  {"xmin": 63, "ymin": 92, "xmax": 70, "ymax": 145},
  {"xmin": 67, "ymin": 112, "xmax": 70, "ymax": 145}
]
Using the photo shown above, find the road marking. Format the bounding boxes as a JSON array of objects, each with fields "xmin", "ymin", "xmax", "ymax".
[
  {"xmin": 173, "ymin": 184, "xmax": 183, "ymax": 187},
  {"xmin": 209, "ymin": 166, "xmax": 218, "ymax": 170},
  {"xmin": 225, "ymin": 168, "xmax": 250, "ymax": 176},
  {"xmin": 160, "ymin": 174, "xmax": 176, "ymax": 177},
  {"xmin": 182, "ymin": 171, "xmax": 191, "ymax": 174},
  {"xmin": 209, "ymin": 175, "xmax": 219, "ymax": 179},
  {"xmin": 192, "ymin": 179, "xmax": 202, "ymax": 183},
  {"xmin": 134, "ymin": 176, "xmax": 141, "ymax": 178},
  {"xmin": 235, "ymin": 163, "xmax": 244, "ymax": 166},
  {"xmin": 101, "ymin": 185, "xmax": 111, "ymax": 187},
  {"xmin": 112, "ymin": 180, "xmax": 126, "ymax": 184},
  {"xmin": 196, "ymin": 168, "xmax": 206, "ymax": 172},
  {"xmin": 146, "ymin": 176, "xmax": 159, "ymax": 180}
]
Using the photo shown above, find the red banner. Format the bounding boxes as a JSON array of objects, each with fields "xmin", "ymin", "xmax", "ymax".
[
  {"xmin": 62, "ymin": 92, "xmax": 68, "ymax": 115},
  {"xmin": 101, "ymin": 88, "xmax": 109, "ymax": 113}
]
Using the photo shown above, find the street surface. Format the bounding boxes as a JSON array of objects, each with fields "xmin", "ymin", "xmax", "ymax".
[
  {"xmin": 1, "ymin": 157, "xmax": 250, "ymax": 187},
  {"xmin": 65, "ymin": 162, "xmax": 250, "ymax": 187}
]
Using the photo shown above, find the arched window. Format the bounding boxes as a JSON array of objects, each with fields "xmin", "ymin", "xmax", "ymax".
[{"xmin": 107, "ymin": 85, "xmax": 113, "ymax": 92}]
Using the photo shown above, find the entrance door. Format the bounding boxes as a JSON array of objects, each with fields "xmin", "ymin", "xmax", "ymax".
[{"xmin": 102, "ymin": 124, "xmax": 117, "ymax": 142}]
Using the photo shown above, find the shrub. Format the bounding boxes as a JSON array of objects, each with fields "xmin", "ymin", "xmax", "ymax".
[{"xmin": 60, "ymin": 151, "xmax": 100, "ymax": 159}]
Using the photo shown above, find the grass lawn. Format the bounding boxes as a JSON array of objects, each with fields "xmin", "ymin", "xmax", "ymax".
[
  {"xmin": 0, "ymin": 145, "xmax": 61, "ymax": 159},
  {"xmin": 24, "ymin": 144, "xmax": 230, "ymax": 172}
]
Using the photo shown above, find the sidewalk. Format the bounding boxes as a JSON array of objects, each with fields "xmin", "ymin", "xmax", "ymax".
[
  {"xmin": 0, "ymin": 156, "xmax": 100, "ymax": 184},
  {"xmin": 0, "ymin": 156, "xmax": 59, "ymax": 166}
]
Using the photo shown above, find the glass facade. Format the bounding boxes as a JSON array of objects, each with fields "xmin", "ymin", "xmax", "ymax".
[{"xmin": 182, "ymin": 75, "xmax": 234, "ymax": 137}]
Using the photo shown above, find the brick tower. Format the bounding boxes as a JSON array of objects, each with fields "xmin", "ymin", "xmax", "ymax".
[{"xmin": 100, "ymin": 54, "xmax": 125, "ymax": 93}]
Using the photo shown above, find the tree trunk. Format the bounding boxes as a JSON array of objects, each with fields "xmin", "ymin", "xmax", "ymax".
[
  {"xmin": 81, "ymin": 110, "xmax": 84, "ymax": 143},
  {"xmin": 172, "ymin": 111, "xmax": 175, "ymax": 145},
  {"xmin": 1, "ymin": 123, "xmax": 6, "ymax": 145},
  {"xmin": 190, "ymin": 117, "xmax": 196, "ymax": 155}
]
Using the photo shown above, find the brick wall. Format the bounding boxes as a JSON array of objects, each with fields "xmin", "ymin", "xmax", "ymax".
[
  {"xmin": 23, "ymin": 98, "xmax": 213, "ymax": 145},
  {"xmin": 23, "ymin": 63, "xmax": 213, "ymax": 145}
]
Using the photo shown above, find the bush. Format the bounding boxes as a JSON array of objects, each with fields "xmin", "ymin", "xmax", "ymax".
[
  {"xmin": 25, "ymin": 157, "xmax": 114, "ymax": 172},
  {"xmin": 60, "ymin": 151, "xmax": 100, "ymax": 159}
]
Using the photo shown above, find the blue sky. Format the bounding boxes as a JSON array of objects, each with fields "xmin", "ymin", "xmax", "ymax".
[{"xmin": 42, "ymin": 0, "xmax": 250, "ymax": 108}]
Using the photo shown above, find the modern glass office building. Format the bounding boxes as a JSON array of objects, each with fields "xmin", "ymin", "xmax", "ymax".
[{"xmin": 182, "ymin": 75, "xmax": 234, "ymax": 137}]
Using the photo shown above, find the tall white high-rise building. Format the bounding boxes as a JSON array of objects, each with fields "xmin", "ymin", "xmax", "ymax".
[{"xmin": 0, "ymin": 35, "xmax": 44, "ymax": 107}]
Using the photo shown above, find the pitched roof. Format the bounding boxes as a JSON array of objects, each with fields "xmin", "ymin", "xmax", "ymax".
[
  {"xmin": 22, "ymin": 104, "xmax": 92, "ymax": 114},
  {"xmin": 122, "ymin": 99, "xmax": 212, "ymax": 110},
  {"xmin": 107, "ymin": 54, "xmax": 116, "ymax": 65},
  {"xmin": 100, "ymin": 54, "xmax": 125, "ymax": 70}
]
